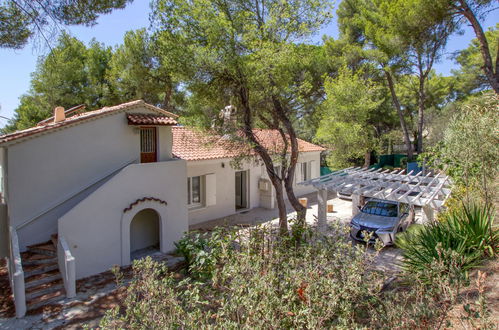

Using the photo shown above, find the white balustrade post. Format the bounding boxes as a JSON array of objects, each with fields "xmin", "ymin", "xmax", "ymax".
[{"xmin": 13, "ymin": 271, "xmax": 26, "ymax": 318}]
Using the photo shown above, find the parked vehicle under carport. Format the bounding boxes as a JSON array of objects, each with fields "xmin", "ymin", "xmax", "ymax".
[{"xmin": 350, "ymin": 199, "xmax": 413, "ymax": 246}]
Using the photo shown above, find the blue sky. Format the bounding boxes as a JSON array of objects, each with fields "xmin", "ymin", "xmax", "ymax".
[{"xmin": 0, "ymin": 1, "xmax": 496, "ymax": 126}]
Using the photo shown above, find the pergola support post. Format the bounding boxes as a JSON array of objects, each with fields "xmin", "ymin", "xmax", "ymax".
[
  {"xmin": 352, "ymin": 194, "xmax": 361, "ymax": 216},
  {"xmin": 317, "ymin": 188, "xmax": 328, "ymax": 231},
  {"xmin": 422, "ymin": 205, "xmax": 435, "ymax": 223}
]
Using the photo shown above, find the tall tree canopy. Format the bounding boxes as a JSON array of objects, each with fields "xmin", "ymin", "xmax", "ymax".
[
  {"xmin": 106, "ymin": 29, "xmax": 184, "ymax": 110},
  {"xmin": 151, "ymin": 0, "xmax": 333, "ymax": 232},
  {"xmin": 452, "ymin": 24, "xmax": 498, "ymax": 97},
  {"xmin": 407, "ymin": 0, "xmax": 498, "ymax": 93},
  {"xmin": 0, "ymin": 0, "xmax": 133, "ymax": 49},
  {"xmin": 332, "ymin": 0, "xmax": 416, "ymax": 158},
  {"xmin": 3, "ymin": 32, "xmax": 113, "ymax": 132},
  {"xmin": 316, "ymin": 67, "xmax": 395, "ymax": 168}
]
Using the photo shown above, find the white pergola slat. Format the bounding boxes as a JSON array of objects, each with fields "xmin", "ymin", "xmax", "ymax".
[{"xmin": 300, "ymin": 167, "xmax": 452, "ymax": 209}]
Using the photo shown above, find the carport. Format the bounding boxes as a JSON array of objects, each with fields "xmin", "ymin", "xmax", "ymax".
[{"xmin": 300, "ymin": 167, "xmax": 452, "ymax": 230}]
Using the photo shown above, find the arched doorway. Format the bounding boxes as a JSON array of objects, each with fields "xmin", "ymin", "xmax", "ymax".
[{"xmin": 129, "ymin": 208, "xmax": 160, "ymax": 260}]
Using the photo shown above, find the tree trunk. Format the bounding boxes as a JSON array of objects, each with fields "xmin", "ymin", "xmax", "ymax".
[
  {"xmin": 364, "ymin": 151, "xmax": 371, "ymax": 168},
  {"xmin": 417, "ymin": 66, "xmax": 426, "ymax": 154},
  {"xmin": 271, "ymin": 172, "xmax": 289, "ymax": 234},
  {"xmin": 238, "ymin": 86, "xmax": 289, "ymax": 234},
  {"xmin": 459, "ymin": 0, "xmax": 499, "ymax": 94},
  {"xmin": 272, "ymin": 96, "xmax": 307, "ymax": 225},
  {"xmin": 384, "ymin": 70, "xmax": 414, "ymax": 159}
]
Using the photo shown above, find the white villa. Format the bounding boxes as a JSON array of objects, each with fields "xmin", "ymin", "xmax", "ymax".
[{"xmin": 0, "ymin": 100, "xmax": 323, "ymax": 316}]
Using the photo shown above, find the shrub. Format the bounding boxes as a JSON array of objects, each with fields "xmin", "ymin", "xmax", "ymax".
[
  {"xmin": 174, "ymin": 227, "xmax": 234, "ymax": 279},
  {"xmin": 396, "ymin": 203, "xmax": 497, "ymax": 281},
  {"xmin": 100, "ymin": 223, "xmax": 470, "ymax": 329}
]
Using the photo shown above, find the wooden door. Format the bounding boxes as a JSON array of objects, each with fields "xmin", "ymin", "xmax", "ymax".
[{"xmin": 140, "ymin": 127, "xmax": 157, "ymax": 163}]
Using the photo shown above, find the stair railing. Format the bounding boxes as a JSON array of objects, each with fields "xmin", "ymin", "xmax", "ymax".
[
  {"xmin": 57, "ymin": 235, "xmax": 76, "ymax": 298},
  {"xmin": 8, "ymin": 226, "xmax": 26, "ymax": 318}
]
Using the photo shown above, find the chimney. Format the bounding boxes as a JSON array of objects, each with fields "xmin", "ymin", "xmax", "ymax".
[{"xmin": 54, "ymin": 106, "xmax": 65, "ymax": 123}]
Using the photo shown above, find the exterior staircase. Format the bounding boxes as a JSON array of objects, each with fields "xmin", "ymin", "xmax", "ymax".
[{"xmin": 21, "ymin": 234, "xmax": 65, "ymax": 310}]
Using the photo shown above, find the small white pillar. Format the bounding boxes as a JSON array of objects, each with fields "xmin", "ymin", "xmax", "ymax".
[
  {"xmin": 422, "ymin": 205, "xmax": 435, "ymax": 223},
  {"xmin": 317, "ymin": 188, "xmax": 328, "ymax": 231}
]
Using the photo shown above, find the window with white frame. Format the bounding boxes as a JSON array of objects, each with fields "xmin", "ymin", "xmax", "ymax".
[{"xmin": 187, "ymin": 176, "xmax": 202, "ymax": 206}]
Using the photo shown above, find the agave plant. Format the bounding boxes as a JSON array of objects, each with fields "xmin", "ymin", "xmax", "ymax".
[
  {"xmin": 396, "ymin": 203, "xmax": 497, "ymax": 279},
  {"xmin": 446, "ymin": 203, "xmax": 498, "ymax": 257}
]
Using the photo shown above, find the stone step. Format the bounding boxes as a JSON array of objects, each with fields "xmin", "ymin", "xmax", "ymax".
[
  {"xmin": 27, "ymin": 289, "xmax": 65, "ymax": 311},
  {"xmin": 21, "ymin": 252, "xmax": 57, "ymax": 266},
  {"xmin": 24, "ymin": 262, "xmax": 59, "ymax": 279},
  {"xmin": 51, "ymin": 234, "xmax": 58, "ymax": 249},
  {"xmin": 26, "ymin": 279, "xmax": 64, "ymax": 301},
  {"xmin": 25, "ymin": 269, "xmax": 61, "ymax": 289},
  {"xmin": 27, "ymin": 243, "xmax": 57, "ymax": 257}
]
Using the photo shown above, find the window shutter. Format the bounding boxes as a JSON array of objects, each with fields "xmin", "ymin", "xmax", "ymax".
[
  {"xmin": 310, "ymin": 160, "xmax": 317, "ymax": 179},
  {"xmin": 205, "ymin": 173, "xmax": 216, "ymax": 206}
]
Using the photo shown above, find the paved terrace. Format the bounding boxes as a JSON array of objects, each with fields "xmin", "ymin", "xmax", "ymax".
[
  {"xmin": 190, "ymin": 192, "xmax": 352, "ymax": 230},
  {"xmin": 190, "ymin": 192, "xmax": 404, "ymax": 275}
]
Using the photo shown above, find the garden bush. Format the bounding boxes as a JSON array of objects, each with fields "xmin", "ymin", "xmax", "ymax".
[{"xmin": 99, "ymin": 223, "xmax": 479, "ymax": 329}]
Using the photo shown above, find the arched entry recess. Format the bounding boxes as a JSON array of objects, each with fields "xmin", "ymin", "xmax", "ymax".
[{"xmin": 121, "ymin": 198, "xmax": 168, "ymax": 266}]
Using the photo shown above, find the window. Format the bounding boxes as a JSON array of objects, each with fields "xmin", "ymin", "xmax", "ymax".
[
  {"xmin": 187, "ymin": 176, "xmax": 202, "ymax": 206},
  {"xmin": 300, "ymin": 162, "xmax": 308, "ymax": 182},
  {"xmin": 140, "ymin": 127, "xmax": 157, "ymax": 163},
  {"xmin": 361, "ymin": 201, "xmax": 398, "ymax": 217}
]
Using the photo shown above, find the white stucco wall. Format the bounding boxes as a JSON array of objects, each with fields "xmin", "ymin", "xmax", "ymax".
[
  {"xmin": 291, "ymin": 151, "xmax": 322, "ymax": 196},
  {"xmin": 4, "ymin": 106, "xmax": 173, "ymax": 249},
  {"xmin": 187, "ymin": 158, "xmax": 262, "ymax": 225},
  {"xmin": 59, "ymin": 159, "xmax": 188, "ymax": 279},
  {"xmin": 187, "ymin": 151, "xmax": 321, "ymax": 226}
]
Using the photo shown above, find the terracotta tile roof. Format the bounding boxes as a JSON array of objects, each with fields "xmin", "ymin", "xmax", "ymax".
[
  {"xmin": 127, "ymin": 113, "xmax": 177, "ymax": 126},
  {"xmin": 252, "ymin": 129, "xmax": 326, "ymax": 154},
  {"xmin": 172, "ymin": 127, "xmax": 242, "ymax": 161},
  {"xmin": 172, "ymin": 127, "xmax": 325, "ymax": 161},
  {"xmin": 0, "ymin": 100, "xmax": 178, "ymax": 145}
]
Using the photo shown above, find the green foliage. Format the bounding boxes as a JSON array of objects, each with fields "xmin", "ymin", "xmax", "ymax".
[
  {"xmin": 150, "ymin": 0, "xmax": 333, "ymax": 129},
  {"xmin": 397, "ymin": 203, "xmax": 498, "ymax": 281},
  {"xmin": 2, "ymin": 32, "xmax": 114, "ymax": 132},
  {"xmin": 452, "ymin": 24, "xmax": 498, "ymax": 97},
  {"xmin": 175, "ymin": 228, "xmax": 235, "ymax": 279},
  {"xmin": 315, "ymin": 66, "xmax": 393, "ymax": 168},
  {"xmin": 2, "ymin": 29, "xmax": 184, "ymax": 133},
  {"xmin": 107, "ymin": 29, "xmax": 184, "ymax": 110},
  {"xmin": 422, "ymin": 92, "xmax": 499, "ymax": 204},
  {"xmin": 100, "ymin": 222, "xmax": 491, "ymax": 328},
  {"xmin": 0, "ymin": 0, "xmax": 133, "ymax": 49}
]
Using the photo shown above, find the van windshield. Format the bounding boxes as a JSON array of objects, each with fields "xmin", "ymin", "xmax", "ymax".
[{"xmin": 361, "ymin": 201, "xmax": 398, "ymax": 217}]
